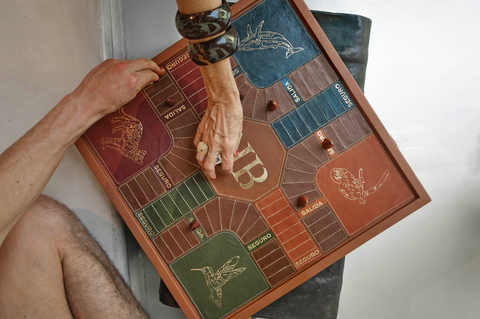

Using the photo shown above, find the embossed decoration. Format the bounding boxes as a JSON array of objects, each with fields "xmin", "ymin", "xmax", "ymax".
[
  {"xmin": 188, "ymin": 26, "xmax": 239, "ymax": 65},
  {"xmin": 331, "ymin": 168, "xmax": 389, "ymax": 205},
  {"xmin": 175, "ymin": 0, "xmax": 232, "ymax": 40},
  {"xmin": 239, "ymin": 21, "xmax": 304, "ymax": 58},
  {"xmin": 191, "ymin": 256, "xmax": 246, "ymax": 308},
  {"xmin": 101, "ymin": 106, "xmax": 147, "ymax": 165},
  {"xmin": 84, "ymin": 93, "xmax": 171, "ymax": 185}
]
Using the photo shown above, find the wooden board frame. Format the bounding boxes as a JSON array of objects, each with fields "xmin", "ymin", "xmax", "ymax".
[{"xmin": 75, "ymin": 0, "xmax": 430, "ymax": 317}]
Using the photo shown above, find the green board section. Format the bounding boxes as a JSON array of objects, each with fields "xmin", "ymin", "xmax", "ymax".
[
  {"xmin": 170, "ymin": 232, "xmax": 269, "ymax": 319},
  {"xmin": 135, "ymin": 171, "xmax": 216, "ymax": 238}
]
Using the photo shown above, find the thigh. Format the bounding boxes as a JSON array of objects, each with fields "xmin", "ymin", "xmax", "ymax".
[{"xmin": 0, "ymin": 196, "xmax": 73, "ymax": 319}]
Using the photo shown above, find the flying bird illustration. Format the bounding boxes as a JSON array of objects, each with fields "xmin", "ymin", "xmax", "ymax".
[
  {"xmin": 330, "ymin": 168, "xmax": 389, "ymax": 205},
  {"xmin": 238, "ymin": 20, "xmax": 304, "ymax": 58},
  {"xmin": 191, "ymin": 256, "xmax": 246, "ymax": 308}
]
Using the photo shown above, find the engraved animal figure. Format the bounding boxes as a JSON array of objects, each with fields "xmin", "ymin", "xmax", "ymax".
[
  {"xmin": 239, "ymin": 20, "xmax": 304, "ymax": 58},
  {"xmin": 330, "ymin": 168, "xmax": 389, "ymax": 205},
  {"xmin": 191, "ymin": 256, "xmax": 246, "ymax": 308},
  {"xmin": 100, "ymin": 106, "xmax": 147, "ymax": 165}
]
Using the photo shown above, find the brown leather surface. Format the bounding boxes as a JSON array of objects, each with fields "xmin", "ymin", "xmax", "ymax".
[
  {"xmin": 153, "ymin": 218, "xmax": 201, "ymax": 264},
  {"xmin": 289, "ymin": 55, "xmax": 339, "ymax": 102},
  {"xmin": 193, "ymin": 197, "xmax": 269, "ymax": 245},
  {"xmin": 144, "ymin": 73, "xmax": 185, "ymax": 114},
  {"xmin": 302, "ymin": 204, "xmax": 348, "ymax": 253},
  {"xmin": 251, "ymin": 239, "xmax": 296, "ymax": 287},
  {"xmin": 158, "ymin": 109, "xmax": 200, "ymax": 186},
  {"xmin": 316, "ymin": 135, "xmax": 414, "ymax": 235},
  {"xmin": 118, "ymin": 164, "xmax": 169, "ymax": 212},
  {"xmin": 210, "ymin": 120, "xmax": 286, "ymax": 202},
  {"xmin": 281, "ymin": 108, "xmax": 373, "ymax": 211},
  {"xmin": 256, "ymin": 189, "xmax": 321, "ymax": 270},
  {"xmin": 235, "ymin": 74, "xmax": 297, "ymax": 123}
]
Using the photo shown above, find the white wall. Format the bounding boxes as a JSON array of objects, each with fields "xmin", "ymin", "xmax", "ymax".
[
  {"xmin": 303, "ymin": 0, "xmax": 480, "ymax": 318},
  {"xmin": 0, "ymin": 0, "xmax": 130, "ymax": 281}
]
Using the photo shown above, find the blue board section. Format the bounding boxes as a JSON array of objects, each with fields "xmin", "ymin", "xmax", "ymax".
[
  {"xmin": 232, "ymin": 0, "xmax": 321, "ymax": 88},
  {"xmin": 281, "ymin": 76, "xmax": 303, "ymax": 107},
  {"xmin": 272, "ymin": 81, "xmax": 357, "ymax": 149}
]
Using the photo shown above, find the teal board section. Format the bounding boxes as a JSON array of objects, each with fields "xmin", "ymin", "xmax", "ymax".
[
  {"xmin": 232, "ymin": 0, "xmax": 321, "ymax": 88},
  {"xmin": 272, "ymin": 81, "xmax": 356, "ymax": 149}
]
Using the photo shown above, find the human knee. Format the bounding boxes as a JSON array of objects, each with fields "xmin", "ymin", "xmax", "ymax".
[{"xmin": 20, "ymin": 194, "xmax": 86, "ymax": 240}]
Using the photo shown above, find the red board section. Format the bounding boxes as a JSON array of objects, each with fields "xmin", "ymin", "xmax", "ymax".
[
  {"xmin": 84, "ymin": 93, "xmax": 172, "ymax": 185},
  {"xmin": 166, "ymin": 51, "xmax": 209, "ymax": 117}
]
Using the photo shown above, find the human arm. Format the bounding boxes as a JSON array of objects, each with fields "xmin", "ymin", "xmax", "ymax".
[
  {"xmin": 176, "ymin": 0, "xmax": 243, "ymax": 180},
  {"xmin": 0, "ymin": 58, "xmax": 162, "ymax": 245}
]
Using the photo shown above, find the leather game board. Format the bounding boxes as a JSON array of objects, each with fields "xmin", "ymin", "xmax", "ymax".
[{"xmin": 75, "ymin": 0, "xmax": 430, "ymax": 318}]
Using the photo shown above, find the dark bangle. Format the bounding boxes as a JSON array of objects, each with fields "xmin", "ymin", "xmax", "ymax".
[
  {"xmin": 188, "ymin": 26, "xmax": 239, "ymax": 66},
  {"xmin": 175, "ymin": 0, "xmax": 232, "ymax": 40}
]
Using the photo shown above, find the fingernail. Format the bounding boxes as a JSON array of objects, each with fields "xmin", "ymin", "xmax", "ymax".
[{"xmin": 235, "ymin": 150, "xmax": 238, "ymax": 156}]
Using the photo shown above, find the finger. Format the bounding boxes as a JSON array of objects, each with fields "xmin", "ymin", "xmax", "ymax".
[
  {"xmin": 136, "ymin": 69, "xmax": 161, "ymax": 89},
  {"xmin": 132, "ymin": 58, "xmax": 163, "ymax": 75},
  {"xmin": 196, "ymin": 153, "xmax": 206, "ymax": 166},
  {"xmin": 203, "ymin": 151, "xmax": 218, "ymax": 180},
  {"xmin": 221, "ymin": 152, "xmax": 234, "ymax": 175}
]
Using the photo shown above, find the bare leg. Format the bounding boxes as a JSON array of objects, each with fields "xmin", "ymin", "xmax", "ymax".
[{"xmin": 0, "ymin": 195, "xmax": 149, "ymax": 319}]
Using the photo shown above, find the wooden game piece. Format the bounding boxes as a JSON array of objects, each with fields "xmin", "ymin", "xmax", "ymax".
[
  {"xmin": 166, "ymin": 98, "xmax": 176, "ymax": 106},
  {"xmin": 190, "ymin": 220, "xmax": 200, "ymax": 230},
  {"xmin": 298, "ymin": 195, "xmax": 309, "ymax": 207},
  {"xmin": 322, "ymin": 138, "xmax": 334, "ymax": 150},
  {"xmin": 197, "ymin": 141, "xmax": 209, "ymax": 155},
  {"xmin": 267, "ymin": 99, "xmax": 278, "ymax": 111},
  {"xmin": 158, "ymin": 66, "xmax": 166, "ymax": 77}
]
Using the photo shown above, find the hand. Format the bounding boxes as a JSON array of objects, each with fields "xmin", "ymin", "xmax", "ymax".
[
  {"xmin": 193, "ymin": 58, "xmax": 243, "ymax": 180},
  {"xmin": 194, "ymin": 98, "xmax": 243, "ymax": 180},
  {"xmin": 70, "ymin": 58, "xmax": 164, "ymax": 122}
]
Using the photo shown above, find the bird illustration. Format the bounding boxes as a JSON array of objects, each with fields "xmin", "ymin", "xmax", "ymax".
[
  {"xmin": 239, "ymin": 20, "xmax": 304, "ymax": 58},
  {"xmin": 330, "ymin": 168, "xmax": 389, "ymax": 205},
  {"xmin": 191, "ymin": 256, "xmax": 246, "ymax": 308}
]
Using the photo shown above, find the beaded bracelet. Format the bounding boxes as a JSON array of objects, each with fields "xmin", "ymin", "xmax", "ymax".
[
  {"xmin": 175, "ymin": 0, "xmax": 232, "ymax": 40},
  {"xmin": 187, "ymin": 26, "xmax": 239, "ymax": 66}
]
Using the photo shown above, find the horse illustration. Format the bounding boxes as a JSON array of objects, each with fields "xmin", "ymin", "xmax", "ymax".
[{"xmin": 100, "ymin": 106, "xmax": 147, "ymax": 165}]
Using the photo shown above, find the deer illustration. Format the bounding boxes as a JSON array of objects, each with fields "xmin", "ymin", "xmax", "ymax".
[{"xmin": 100, "ymin": 106, "xmax": 147, "ymax": 165}]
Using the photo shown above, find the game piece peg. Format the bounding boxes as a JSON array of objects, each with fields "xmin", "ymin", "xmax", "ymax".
[
  {"xmin": 267, "ymin": 99, "xmax": 278, "ymax": 111},
  {"xmin": 239, "ymin": 92, "xmax": 245, "ymax": 100},
  {"xmin": 298, "ymin": 195, "xmax": 309, "ymax": 207},
  {"xmin": 190, "ymin": 220, "xmax": 200, "ymax": 230},
  {"xmin": 322, "ymin": 138, "xmax": 334, "ymax": 150},
  {"xmin": 166, "ymin": 98, "xmax": 176, "ymax": 106},
  {"xmin": 158, "ymin": 66, "xmax": 166, "ymax": 77}
]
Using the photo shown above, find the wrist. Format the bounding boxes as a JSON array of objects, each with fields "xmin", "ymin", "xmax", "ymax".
[{"xmin": 199, "ymin": 59, "xmax": 240, "ymax": 107}]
